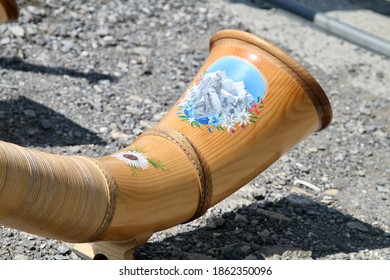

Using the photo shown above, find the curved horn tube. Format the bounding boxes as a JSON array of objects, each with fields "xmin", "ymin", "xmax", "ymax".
[{"xmin": 0, "ymin": 30, "xmax": 332, "ymax": 256}]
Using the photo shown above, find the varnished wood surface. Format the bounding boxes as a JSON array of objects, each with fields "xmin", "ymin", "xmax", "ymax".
[
  {"xmin": 0, "ymin": 30, "xmax": 332, "ymax": 258},
  {"xmin": 210, "ymin": 30, "xmax": 332, "ymax": 130},
  {"xmin": 0, "ymin": 0, "xmax": 18, "ymax": 23}
]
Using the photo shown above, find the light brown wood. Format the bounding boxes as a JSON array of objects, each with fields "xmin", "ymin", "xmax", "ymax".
[
  {"xmin": 0, "ymin": 30, "xmax": 332, "ymax": 259},
  {"xmin": 0, "ymin": 0, "xmax": 18, "ymax": 23}
]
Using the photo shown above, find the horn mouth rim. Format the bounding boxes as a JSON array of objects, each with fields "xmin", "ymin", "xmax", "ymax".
[
  {"xmin": 1, "ymin": 0, "xmax": 19, "ymax": 21},
  {"xmin": 210, "ymin": 29, "xmax": 332, "ymax": 131}
]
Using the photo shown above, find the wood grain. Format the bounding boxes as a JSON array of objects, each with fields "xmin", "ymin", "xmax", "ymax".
[
  {"xmin": 0, "ymin": 30, "xmax": 332, "ymax": 259},
  {"xmin": 0, "ymin": 0, "xmax": 18, "ymax": 23}
]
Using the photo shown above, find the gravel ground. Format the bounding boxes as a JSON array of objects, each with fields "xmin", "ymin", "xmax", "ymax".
[{"xmin": 0, "ymin": 0, "xmax": 389, "ymax": 260}]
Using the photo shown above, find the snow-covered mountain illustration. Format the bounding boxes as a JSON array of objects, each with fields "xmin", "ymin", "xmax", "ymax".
[
  {"xmin": 182, "ymin": 70, "xmax": 255, "ymax": 119},
  {"xmin": 177, "ymin": 57, "xmax": 266, "ymax": 134}
]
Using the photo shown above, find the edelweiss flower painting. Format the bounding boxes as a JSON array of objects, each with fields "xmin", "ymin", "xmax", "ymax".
[
  {"xmin": 113, "ymin": 147, "xmax": 167, "ymax": 174},
  {"xmin": 113, "ymin": 151, "xmax": 150, "ymax": 170},
  {"xmin": 177, "ymin": 57, "xmax": 266, "ymax": 134}
]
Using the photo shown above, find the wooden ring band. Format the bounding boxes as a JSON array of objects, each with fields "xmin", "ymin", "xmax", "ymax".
[
  {"xmin": 86, "ymin": 158, "xmax": 118, "ymax": 241},
  {"xmin": 140, "ymin": 127, "xmax": 213, "ymax": 222}
]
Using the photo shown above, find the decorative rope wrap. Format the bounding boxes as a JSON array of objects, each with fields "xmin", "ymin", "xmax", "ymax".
[
  {"xmin": 0, "ymin": 141, "xmax": 117, "ymax": 243},
  {"xmin": 140, "ymin": 127, "xmax": 213, "ymax": 222}
]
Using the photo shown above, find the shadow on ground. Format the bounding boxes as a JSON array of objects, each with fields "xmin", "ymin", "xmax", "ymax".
[
  {"xmin": 135, "ymin": 194, "xmax": 390, "ymax": 259},
  {"xmin": 231, "ymin": 0, "xmax": 390, "ymax": 16},
  {"xmin": 0, "ymin": 96, "xmax": 106, "ymax": 147},
  {"xmin": 0, "ymin": 56, "xmax": 118, "ymax": 84}
]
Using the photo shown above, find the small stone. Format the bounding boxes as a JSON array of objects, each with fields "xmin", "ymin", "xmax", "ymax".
[
  {"xmin": 262, "ymin": 245, "xmax": 311, "ymax": 260},
  {"xmin": 185, "ymin": 253, "xmax": 214, "ymax": 260},
  {"xmin": 279, "ymin": 238, "xmax": 291, "ymax": 245},
  {"xmin": 102, "ymin": 36, "xmax": 116, "ymax": 46},
  {"xmin": 9, "ymin": 26, "xmax": 25, "ymax": 37},
  {"xmin": 54, "ymin": 254, "xmax": 68, "ymax": 260},
  {"xmin": 306, "ymin": 147, "xmax": 318, "ymax": 153},
  {"xmin": 152, "ymin": 111, "xmax": 168, "ymax": 121},
  {"xmin": 296, "ymin": 163, "xmax": 311, "ymax": 173},
  {"xmin": 323, "ymin": 189, "xmax": 339, "ymax": 196},
  {"xmin": 357, "ymin": 170, "xmax": 365, "ymax": 177},
  {"xmin": 24, "ymin": 109, "xmax": 36, "ymax": 117},
  {"xmin": 132, "ymin": 128, "xmax": 143, "ymax": 136},
  {"xmin": 247, "ymin": 202, "xmax": 258, "ymax": 215},
  {"xmin": 281, "ymin": 249, "xmax": 312, "ymax": 260},
  {"xmin": 1, "ymin": 37, "xmax": 10, "ymax": 44},
  {"xmin": 14, "ymin": 254, "xmax": 28, "ymax": 260},
  {"xmin": 346, "ymin": 221, "xmax": 369, "ymax": 233},
  {"xmin": 139, "ymin": 120, "xmax": 155, "ymax": 128},
  {"xmin": 244, "ymin": 254, "xmax": 259, "ymax": 260},
  {"xmin": 376, "ymin": 186, "xmax": 388, "ymax": 193},
  {"xmin": 126, "ymin": 106, "xmax": 143, "ymax": 115},
  {"xmin": 207, "ymin": 217, "xmax": 225, "ymax": 229},
  {"xmin": 68, "ymin": 146, "xmax": 81, "ymax": 154},
  {"xmin": 251, "ymin": 186, "xmax": 266, "ymax": 200},
  {"xmin": 57, "ymin": 245, "xmax": 70, "ymax": 255},
  {"xmin": 61, "ymin": 40, "xmax": 75, "ymax": 53},
  {"xmin": 239, "ymin": 245, "xmax": 252, "ymax": 255},
  {"xmin": 290, "ymin": 186, "xmax": 314, "ymax": 197},
  {"xmin": 111, "ymin": 131, "xmax": 132, "ymax": 139},
  {"xmin": 334, "ymin": 252, "xmax": 350, "ymax": 260},
  {"xmin": 40, "ymin": 119, "xmax": 52, "ymax": 129},
  {"xmin": 257, "ymin": 229, "xmax": 271, "ymax": 239},
  {"xmin": 27, "ymin": 5, "xmax": 45, "ymax": 16},
  {"xmin": 70, "ymin": 252, "xmax": 81, "ymax": 260},
  {"xmin": 23, "ymin": 241, "xmax": 36, "ymax": 250},
  {"xmin": 256, "ymin": 208, "xmax": 291, "ymax": 222},
  {"xmin": 129, "ymin": 95, "xmax": 143, "ymax": 103},
  {"xmin": 234, "ymin": 213, "xmax": 249, "ymax": 224}
]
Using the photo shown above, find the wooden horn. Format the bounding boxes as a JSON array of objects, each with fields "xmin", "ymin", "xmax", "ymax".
[
  {"xmin": 0, "ymin": 0, "xmax": 19, "ymax": 23},
  {"xmin": 0, "ymin": 30, "xmax": 332, "ymax": 259}
]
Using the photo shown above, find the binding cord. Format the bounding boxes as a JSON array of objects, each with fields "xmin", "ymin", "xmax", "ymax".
[{"xmin": 141, "ymin": 127, "xmax": 213, "ymax": 222}]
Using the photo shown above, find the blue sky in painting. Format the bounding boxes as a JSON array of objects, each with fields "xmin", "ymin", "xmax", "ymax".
[{"xmin": 207, "ymin": 56, "xmax": 266, "ymax": 101}]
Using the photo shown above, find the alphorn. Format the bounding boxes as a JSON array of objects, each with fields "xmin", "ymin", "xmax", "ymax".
[
  {"xmin": 0, "ymin": 30, "xmax": 332, "ymax": 259},
  {"xmin": 0, "ymin": 0, "xmax": 18, "ymax": 23}
]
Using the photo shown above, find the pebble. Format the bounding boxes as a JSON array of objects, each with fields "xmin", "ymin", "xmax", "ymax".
[
  {"xmin": 23, "ymin": 109, "xmax": 36, "ymax": 117},
  {"xmin": 56, "ymin": 245, "xmax": 70, "ymax": 255},
  {"xmin": 9, "ymin": 26, "xmax": 25, "ymax": 37},
  {"xmin": 40, "ymin": 119, "xmax": 53, "ymax": 129},
  {"xmin": 13, "ymin": 254, "xmax": 29, "ymax": 260},
  {"xmin": 126, "ymin": 106, "xmax": 143, "ymax": 115},
  {"xmin": 290, "ymin": 186, "xmax": 314, "ymax": 197},
  {"xmin": 251, "ymin": 186, "xmax": 267, "ymax": 200},
  {"xmin": 234, "ymin": 214, "xmax": 249, "ymax": 224},
  {"xmin": 323, "ymin": 189, "xmax": 339, "ymax": 196},
  {"xmin": 102, "ymin": 35, "xmax": 116, "ymax": 46},
  {"xmin": 207, "ymin": 217, "xmax": 225, "ymax": 229},
  {"xmin": 257, "ymin": 229, "xmax": 271, "ymax": 239},
  {"xmin": 296, "ymin": 163, "xmax": 311, "ymax": 173},
  {"xmin": 256, "ymin": 208, "xmax": 291, "ymax": 222},
  {"xmin": 23, "ymin": 241, "xmax": 36, "ymax": 250},
  {"xmin": 346, "ymin": 221, "xmax": 370, "ymax": 233}
]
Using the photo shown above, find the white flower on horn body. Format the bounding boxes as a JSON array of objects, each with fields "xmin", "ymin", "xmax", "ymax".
[
  {"xmin": 220, "ymin": 114, "xmax": 238, "ymax": 133},
  {"xmin": 114, "ymin": 151, "xmax": 150, "ymax": 170},
  {"xmin": 238, "ymin": 110, "xmax": 251, "ymax": 126}
]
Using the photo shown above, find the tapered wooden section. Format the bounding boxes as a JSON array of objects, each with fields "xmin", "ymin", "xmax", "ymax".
[
  {"xmin": 0, "ymin": 141, "xmax": 115, "ymax": 242},
  {"xmin": 0, "ymin": 30, "xmax": 331, "ymax": 259}
]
